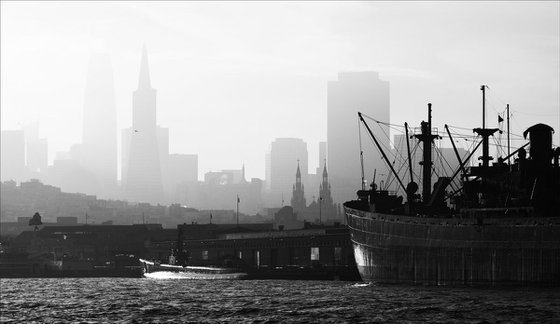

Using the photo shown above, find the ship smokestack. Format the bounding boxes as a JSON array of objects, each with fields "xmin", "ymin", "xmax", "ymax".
[{"xmin": 523, "ymin": 124, "xmax": 554, "ymax": 168}]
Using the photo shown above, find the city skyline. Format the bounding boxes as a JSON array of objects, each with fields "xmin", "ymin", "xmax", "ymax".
[{"xmin": 2, "ymin": 1, "xmax": 559, "ymax": 182}]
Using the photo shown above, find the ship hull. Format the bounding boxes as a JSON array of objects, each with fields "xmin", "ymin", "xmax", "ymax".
[{"xmin": 344, "ymin": 204, "xmax": 560, "ymax": 286}]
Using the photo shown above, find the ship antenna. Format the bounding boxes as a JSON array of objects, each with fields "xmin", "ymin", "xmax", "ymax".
[
  {"xmin": 358, "ymin": 114, "xmax": 365, "ymax": 191},
  {"xmin": 482, "ymin": 85, "xmax": 486, "ymax": 129},
  {"xmin": 506, "ymin": 103, "xmax": 510, "ymax": 167}
]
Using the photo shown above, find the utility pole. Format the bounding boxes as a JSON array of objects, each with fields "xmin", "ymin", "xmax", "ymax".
[{"xmin": 236, "ymin": 195, "xmax": 240, "ymax": 227}]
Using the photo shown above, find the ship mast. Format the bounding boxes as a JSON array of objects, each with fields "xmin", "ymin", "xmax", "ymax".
[
  {"xmin": 473, "ymin": 85, "xmax": 499, "ymax": 168},
  {"xmin": 507, "ymin": 103, "xmax": 511, "ymax": 167},
  {"xmin": 414, "ymin": 103, "xmax": 439, "ymax": 203}
]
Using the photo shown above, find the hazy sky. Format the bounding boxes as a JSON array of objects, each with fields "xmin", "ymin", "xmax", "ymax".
[{"xmin": 1, "ymin": 1, "xmax": 559, "ymax": 181}]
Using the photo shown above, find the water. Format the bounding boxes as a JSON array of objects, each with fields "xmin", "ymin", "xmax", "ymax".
[{"xmin": 1, "ymin": 278, "xmax": 559, "ymax": 323}]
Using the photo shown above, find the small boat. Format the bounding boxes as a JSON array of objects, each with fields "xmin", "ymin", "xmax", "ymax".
[{"xmin": 139, "ymin": 258, "xmax": 248, "ymax": 279}]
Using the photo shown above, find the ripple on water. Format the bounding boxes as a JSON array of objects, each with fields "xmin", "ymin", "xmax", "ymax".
[{"xmin": 1, "ymin": 278, "xmax": 560, "ymax": 323}]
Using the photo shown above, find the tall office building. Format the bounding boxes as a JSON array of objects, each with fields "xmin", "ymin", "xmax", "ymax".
[
  {"xmin": 123, "ymin": 46, "xmax": 164, "ymax": 204},
  {"xmin": 81, "ymin": 53, "xmax": 118, "ymax": 197},
  {"xmin": 122, "ymin": 125, "xmax": 169, "ymax": 199},
  {"xmin": 167, "ymin": 154, "xmax": 198, "ymax": 183},
  {"xmin": 265, "ymin": 138, "xmax": 308, "ymax": 206},
  {"xmin": 327, "ymin": 72, "xmax": 390, "ymax": 204},
  {"xmin": 22, "ymin": 121, "xmax": 48, "ymax": 177},
  {"xmin": 163, "ymin": 153, "xmax": 198, "ymax": 203},
  {"xmin": 1, "ymin": 130, "xmax": 25, "ymax": 182},
  {"xmin": 318, "ymin": 142, "xmax": 327, "ymax": 169}
]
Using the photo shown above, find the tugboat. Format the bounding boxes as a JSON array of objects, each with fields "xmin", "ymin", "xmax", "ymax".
[
  {"xmin": 344, "ymin": 86, "xmax": 560, "ymax": 285},
  {"xmin": 139, "ymin": 226, "xmax": 248, "ymax": 279},
  {"xmin": 139, "ymin": 255, "xmax": 248, "ymax": 280}
]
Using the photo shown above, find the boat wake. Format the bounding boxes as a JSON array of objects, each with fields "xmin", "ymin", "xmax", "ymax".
[{"xmin": 350, "ymin": 282, "xmax": 372, "ymax": 288}]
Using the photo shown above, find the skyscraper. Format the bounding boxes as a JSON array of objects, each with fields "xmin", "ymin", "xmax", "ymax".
[
  {"xmin": 265, "ymin": 138, "xmax": 308, "ymax": 206},
  {"xmin": 123, "ymin": 46, "xmax": 164, "ymax": 204},
  {"xmin": 23, "ymin": 121, "xmax": 48, "ymax": 177},
  {"xmin": 81, "ymin": 53, "xmax": 117, "ymax": 197},
  {"xmin": 1, "ymin": 130, "xmax": 25, "ymax": 182},
  {"xmin": 318, "ymin": 142, "xmax": 327, "ymax": 170},
  {"xmin": 327, "ymin": 72, "xmax": 390, "ymax": 204}
]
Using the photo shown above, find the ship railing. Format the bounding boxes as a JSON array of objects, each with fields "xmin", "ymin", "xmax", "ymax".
[
  {"xmin": 346, "ymin": 203, "xmax": 559, "ymax": 226},
  {"xmin": 410, "ymin": 126, "xmax": 439, "ymax": 136},
  {"xmin": 373, "ymin": 189, "xmax": 398, "ymax": 197},
  {"xmin": 459, "ymin": 206, "xmax": 534, "ymax": 219}
]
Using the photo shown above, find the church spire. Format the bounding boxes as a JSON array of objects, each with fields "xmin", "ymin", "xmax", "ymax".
[
  {"xmin": 319, "ymin": 158, "xmax": 333, "ymax": 220},
  {"xmin": 138, "ymin": 44, "xmax": 151, "ymax": 90},
  {"xmin": 291, "ymin": 160, "xmax": 306, "ymax": 211}
]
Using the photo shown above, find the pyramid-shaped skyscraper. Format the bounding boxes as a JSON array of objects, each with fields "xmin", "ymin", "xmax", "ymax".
[{"xmin": 123, "ymin": 46, "xmax": 164, "ymax": 204}]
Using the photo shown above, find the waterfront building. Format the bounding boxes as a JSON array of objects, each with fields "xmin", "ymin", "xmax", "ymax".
[
  {"xmin": 168, "ymin": 223, "xmax": 359, "ymax": 280},
  {"xmin": 274, "ymin": 206, "xmax": 303, "ymax": 230}
]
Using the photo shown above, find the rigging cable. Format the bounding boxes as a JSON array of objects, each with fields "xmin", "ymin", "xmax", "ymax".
[{"xmin": 358, "ymin": 115, "xmax": 365, "ymax": 190}]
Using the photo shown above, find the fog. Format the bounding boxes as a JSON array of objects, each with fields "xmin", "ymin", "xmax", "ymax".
[{"xmin": 1, "ymin": 1, "xmax": 559, "ymax": 204}]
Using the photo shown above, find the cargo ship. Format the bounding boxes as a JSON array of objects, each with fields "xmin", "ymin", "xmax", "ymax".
[{"xmin": 344, "ymin": 86, "xmax": 560, "ymax": 285}]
